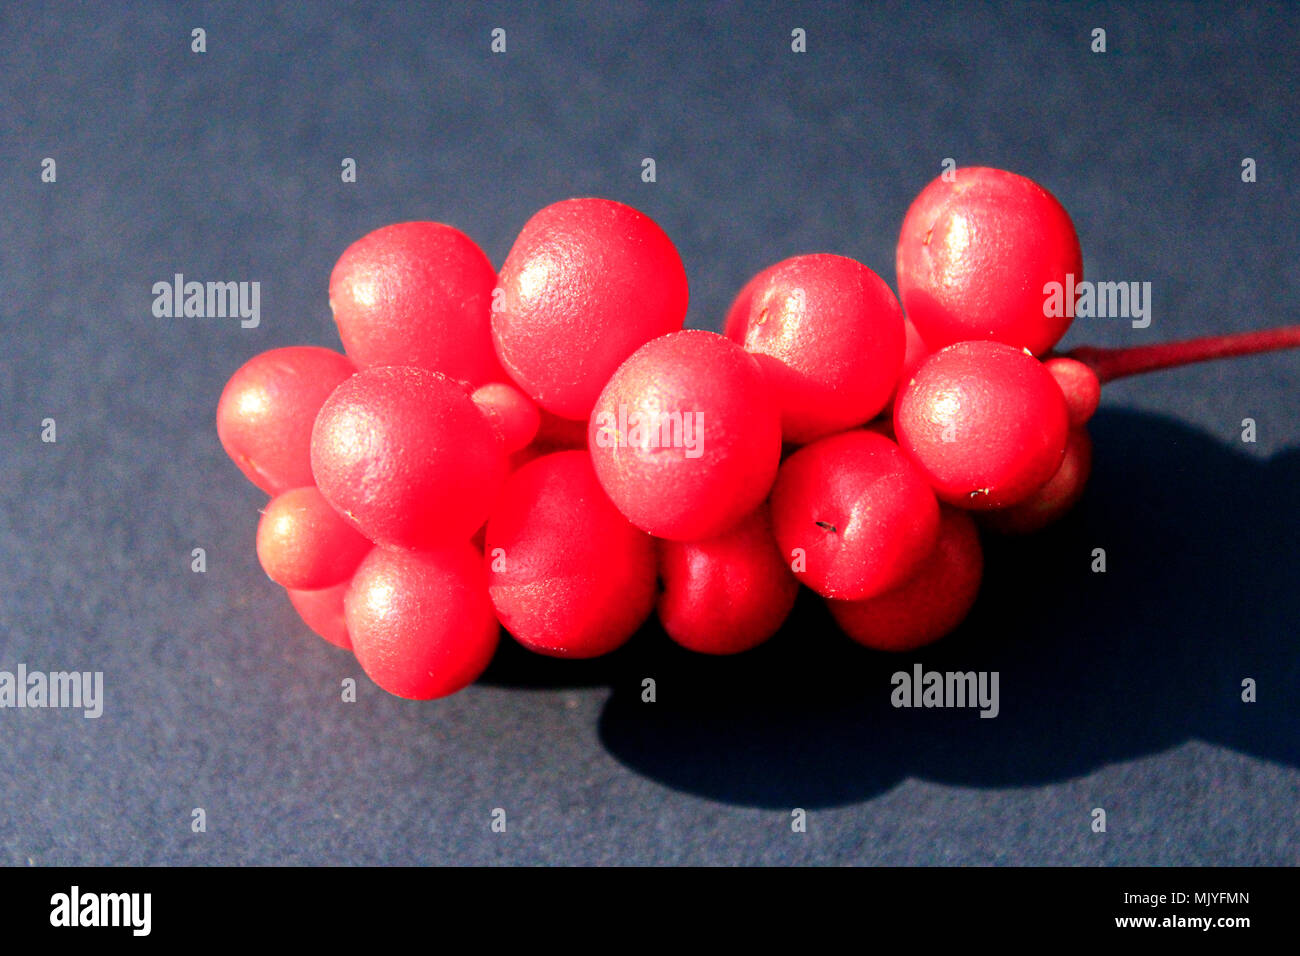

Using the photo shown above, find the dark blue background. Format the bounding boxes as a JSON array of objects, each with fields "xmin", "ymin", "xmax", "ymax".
[{"xmin": 1, "ymin": 1, "xmax": 1296, "ymax": 865}]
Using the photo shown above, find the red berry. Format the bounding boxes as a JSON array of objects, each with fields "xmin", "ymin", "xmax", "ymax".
[
  {"xmin": 896, "ymin": 166, "xmax": 1082, "ymax": 356},
  {"xmin": 769, "ymin": 430, "xmax": 940, "ymax": 600},
  {"xmin": 329, "ymin": 222, "xmax": 503, "ymax": 386},
  {"xmin": 723, "ymin": 254, "xmax": 905, "ymax": 443},
  {"xmin": 981, "ymin": 426, "xmax": 1093, "ymax": 534},
  {"xmin": 346, "ymin": 544, "xmax": 499, "ymax": 700},
  {"xmin": 657, "ymin": 508, "xmax": 798, "ymax": 655},
  {"xmin": 493, "ymin": 198, "xmax": 688, "ymax": 420},
  {"xmin": 486, "ymin": 450, "xmax": 656, "ymax": 659},
  {"xmin": 588, "ymin": 330, "xmax": 782, "ymax": 541},
  {"xmin": 310, "ymin": 366, "xmax": 508, "ymax": 549},
  {"xmin": 256, "ymin": 486, "xmax": 373, "ymax": 590},
  {"xmin": 895, "ymin": 341, "xmax": 1069, "ymax": 510},
  {"xmin": 286, "ymin": 580, "xmax": 354, "ymax": 651},
  {"xmin": 893, "ymin": 317, "xmax": 931, "ymax": 398},
  {"xmin": 217, "ymin": 346, "xmax": 355, "ymax": 495},
  {"xmin": 827, "ymin": 505, "xmax": 982, "ymax": 652},
  {"xmin": 471, "ymin": 382, "xmax": 541, "ymax": 454},
  {"xmin": 1043, "ymin": 356, "xmax": 1101, "ymax": 426}
]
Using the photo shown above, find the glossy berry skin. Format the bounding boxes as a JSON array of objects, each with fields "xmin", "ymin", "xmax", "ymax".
[
  {"xmin": 895, "ymin": 341, "xmax": 1069, "ymax": 510},
  {"xmin": 827, "ymin": 505, "xmax": 983, "ymax": 652},
  {"xmin": 1044, "ymin": 357, "xmax": 1101, "ymax": 427},
  {"xmin": 256, "ymin": 486, "xmax": 373, "ymax": 590},
  {"xmin": 493, "ymin": 198, "xmax": 688, "ymax": 420},
  {"xmin": 769, "ymin": 430, "xmax": 940, "ymax": 601},
  {"xmin": 485, "ymin": 451, "xmax": 656, "ymax": 659},
  {"xmin": 345, "ymin": 544, "xmax": 499, "ymax": 700},
  {"xmin": 657, "ymin": 508, "xmax": 798, "ymax": 655},
  {"xmin": 310, "ymin": 366, "xmax": 508, "ymax": 550},
  {"xmin": 329, "ymin": 222, "xmax": 504, "ymax": 386},
  {"xmin": 982, "ymin": 426, "xmax": 1093, "ymax": 534},
  {"xmin": 471, "ymin": 382, "xmax": 541, "ymax": 454},
  {"xmin": 287, "ymin": 580, "xmax": 354, "ymax": 651},
  {"xmin": 217, "ymin": 346, "xmax": 355, "ymax": 495},
  {"xmin": 723, "ymin": 254, "xmax": 905, "ymax": 443},
  {"xmin": 589, "ymin": 330, "xmax": 782, "ymax": 541},
  {"xmin": 896, "ymin": 166, "xmax": 1082, "ymax": 356}
]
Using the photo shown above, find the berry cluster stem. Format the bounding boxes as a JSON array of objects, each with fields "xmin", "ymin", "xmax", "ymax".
[{"xmin": 1064, "ymin": 324, "xmax": 1300, "ymax": 384}]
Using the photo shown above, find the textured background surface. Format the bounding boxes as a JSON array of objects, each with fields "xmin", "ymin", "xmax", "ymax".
[{"xmin": 1, "ymin": 0, "xmax": 1296, "ymax": 865}]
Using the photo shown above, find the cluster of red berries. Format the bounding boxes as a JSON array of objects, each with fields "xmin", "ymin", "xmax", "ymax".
[{"xmin": 217, "ymin": 166, "xmax": 1298, "ymax": 700}]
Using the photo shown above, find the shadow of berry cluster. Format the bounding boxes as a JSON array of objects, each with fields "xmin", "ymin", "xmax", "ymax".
[{"xmin": 479, "ymin": 409, "xmax": 1299, "ymax": 808}]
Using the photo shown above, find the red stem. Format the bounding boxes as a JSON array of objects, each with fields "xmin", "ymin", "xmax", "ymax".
[{"xmin": 1063, "ymin": 325, "xmax": 1300, "ymax": 384}]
